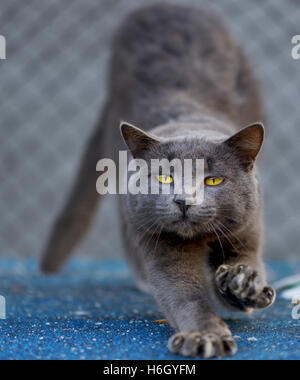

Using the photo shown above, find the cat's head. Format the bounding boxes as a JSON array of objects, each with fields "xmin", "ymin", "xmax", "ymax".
[{"xmin": 121, "ymin": 121, "xmax": 264, "ymax": 240}]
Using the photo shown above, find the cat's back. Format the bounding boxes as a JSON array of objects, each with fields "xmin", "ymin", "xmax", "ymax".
[
  {"xmin": 110, "ymin": 4, "xmax": 240, "ymax": 95},
  {"xmin": 107, "ymin": 4, "xmax": 263, "ymax": 135}
]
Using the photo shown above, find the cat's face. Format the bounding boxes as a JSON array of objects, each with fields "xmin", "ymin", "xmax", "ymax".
[{"xmin": 121, "ymin": 122, "xmax": 264, "ymax": 240}]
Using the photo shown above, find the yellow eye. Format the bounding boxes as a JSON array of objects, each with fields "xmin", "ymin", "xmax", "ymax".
[
  {"xmin": 205, "ymin": 177, "xmax": 223, "ymax": 186},
  {"xmin": 157, "ymin": 175, "xmax": 173, "ymax": 184}
]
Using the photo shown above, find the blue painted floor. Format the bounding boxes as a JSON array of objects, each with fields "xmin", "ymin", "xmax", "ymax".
[{"xmin": 0, "ymin": 258, "xmax": 299, "ymax": 360}]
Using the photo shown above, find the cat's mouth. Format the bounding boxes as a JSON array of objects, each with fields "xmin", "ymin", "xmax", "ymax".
[
  {"xmin": 172, "ymin": 218, "xmax": 199, "ymax": 225},
  {"xmin": 173, "ymin": 214, "xmax": 213, "ymax": 224}
]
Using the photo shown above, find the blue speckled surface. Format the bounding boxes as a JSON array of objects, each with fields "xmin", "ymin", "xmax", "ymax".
[{"xmin": 0, "ymin": 259, "xmax": 299, "ymax": 360}]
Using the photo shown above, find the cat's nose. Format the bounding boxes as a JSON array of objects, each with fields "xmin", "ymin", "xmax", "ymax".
[{"xmin": 174, "ymin": 197, "xmax": 189, "ymax": 217}]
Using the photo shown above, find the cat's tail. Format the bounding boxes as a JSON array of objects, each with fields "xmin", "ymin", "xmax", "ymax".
[{"xmin": 41, "ymin": 102, "xmax": 112, "ymax": 273}]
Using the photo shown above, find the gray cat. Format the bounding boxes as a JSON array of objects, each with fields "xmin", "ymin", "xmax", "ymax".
[{"xmin": 41, "ymin": 4, "xmax": 276, "ymax": 358}]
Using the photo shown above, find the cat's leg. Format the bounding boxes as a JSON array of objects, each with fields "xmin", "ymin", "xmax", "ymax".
[
  {"xmin": 41, "ymin": 101, "xmax": 114, "ymax": 273},
  {"xmin": 146, "ymin": 255, "xmax": 237, "ymax": 358},
  {"xmin": 214, "ymin": 254, "xmax": 276, "ymax": 312}
]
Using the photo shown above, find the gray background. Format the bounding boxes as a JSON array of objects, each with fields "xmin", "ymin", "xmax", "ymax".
[{"xmin": 0, "ymin": 0, "xmax": 300, "ymax": 261}]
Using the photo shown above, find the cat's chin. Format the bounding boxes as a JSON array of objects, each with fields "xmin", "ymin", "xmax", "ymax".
[{"xmin": 168, "ymin": 220, "xmax": 209, "ymax": 240}]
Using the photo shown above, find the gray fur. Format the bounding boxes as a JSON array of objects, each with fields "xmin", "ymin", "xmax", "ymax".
[{"xmin": 41, "ymin": 4, "xmax": 275, "ymax": 358}]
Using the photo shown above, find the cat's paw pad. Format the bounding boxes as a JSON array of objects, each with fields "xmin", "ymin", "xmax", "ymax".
[
  {"xmin": 168, "ymin": 332, "xmax": 237, "ymax": 358},
  {"xmin": 215, "ymin": 264, "xmax": 276, "ymax": 309}
]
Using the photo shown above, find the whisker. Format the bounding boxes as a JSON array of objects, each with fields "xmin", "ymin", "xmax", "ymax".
[
  {"xmin": 214, "ymin": 221, "xmax": 239, "ymax": 253},
  {"xmin": 154, "ymin": 224, "xmax": 164, "ymax": 254},
  {"xmin": 134, "ymin": 218, "xmax": 157, "ymax": 233},
  {"xmin": 142, "ymin": 219, "xmax": 162, "ymax": 252},
  {"xmin": 217, "ymin": 220, "xmax": 247, "ymax": 250},
  {"xmin": 209, "ymin": 222, "xmax": 225, "ymax": 260},
  {"xmin": 133, "ymin": 216, "xmax": 159, "ymax": 236}
]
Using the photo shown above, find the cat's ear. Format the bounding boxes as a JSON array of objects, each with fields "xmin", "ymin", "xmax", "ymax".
[
  {"xmin": 224, "ymin": 122, "xmax": 264, "ymax": 169},
  {"xmin": 120, "ymin": 121, "xmax": 161, "ymax": 158}
]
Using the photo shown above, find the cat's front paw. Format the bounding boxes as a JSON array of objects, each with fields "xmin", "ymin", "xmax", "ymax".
[
  {"xmin": 168, "ymin": 331, "xmax": 237, "ymax": 358},
  {"xmin": 215, "ymin": 264, "xmax": 276, "ymax": 311}
]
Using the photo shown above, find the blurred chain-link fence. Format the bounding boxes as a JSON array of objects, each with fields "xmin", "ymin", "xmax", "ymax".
[{"xmin": 0, "ymin": 0, "xmax": 300, "ymax": 260}]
